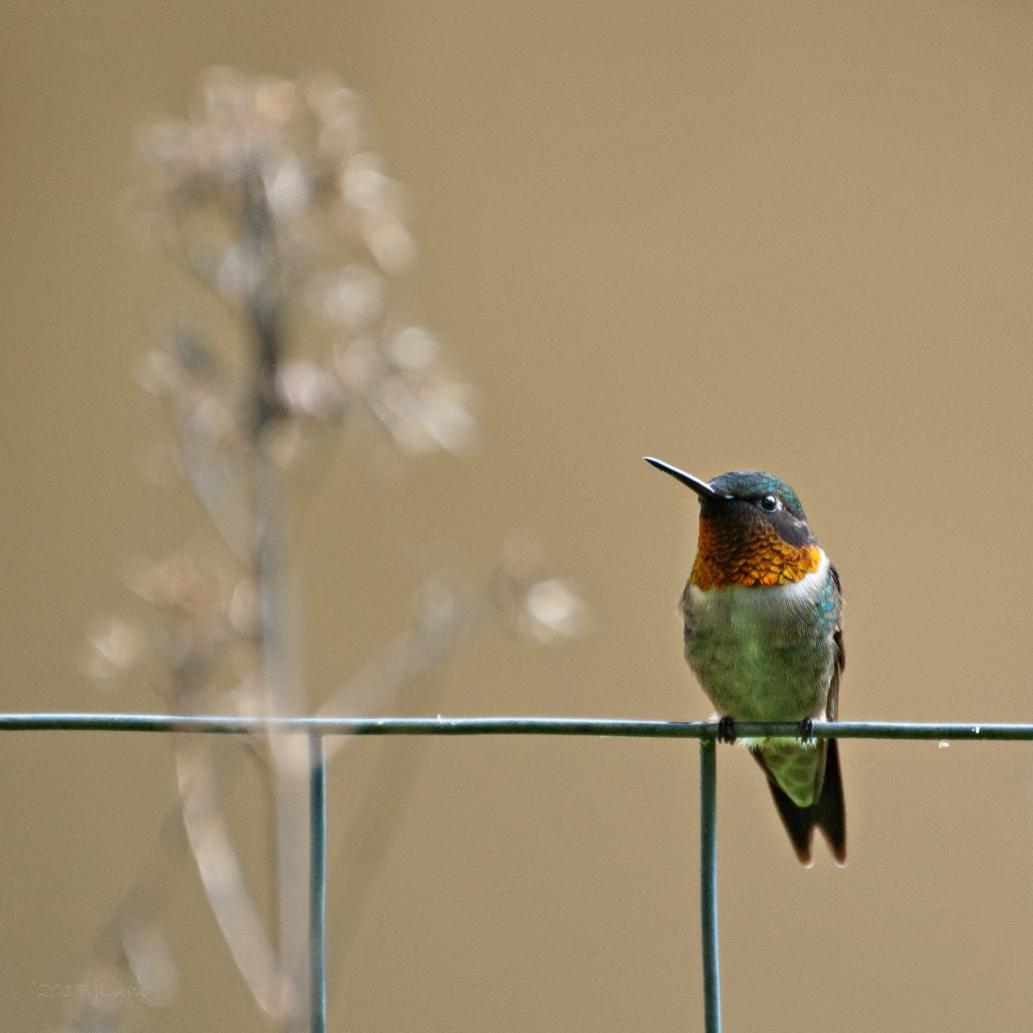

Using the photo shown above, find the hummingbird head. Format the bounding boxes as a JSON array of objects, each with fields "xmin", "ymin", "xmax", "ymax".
[{"xmin": 644, "ymin": 457, "xmax": 822, "ymax": 590}]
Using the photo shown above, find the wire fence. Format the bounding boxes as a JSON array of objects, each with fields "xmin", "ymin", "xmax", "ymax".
[{"xmin": 6, "ymin": 713, "xmax": 1032, "ymax": 1033}]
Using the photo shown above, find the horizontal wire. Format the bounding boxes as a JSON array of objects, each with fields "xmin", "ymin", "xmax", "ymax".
[{"xmin": 0, "ymin": 713, "xmax": 1030, "ymax": 739}]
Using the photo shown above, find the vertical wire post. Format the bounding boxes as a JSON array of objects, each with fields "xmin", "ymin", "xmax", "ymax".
[
  {"xmin": 309, "ymin": 731, "xmax": 328, "ymax": 1033},
  {"xmin": 699, "ymin": 738, "xmax": 722, "ymax": 1033}
]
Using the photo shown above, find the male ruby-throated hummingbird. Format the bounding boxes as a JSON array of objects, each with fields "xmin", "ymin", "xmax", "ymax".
[{"xmin": 645, "ymin": 457, "xmax": 846, "ymax": 865}]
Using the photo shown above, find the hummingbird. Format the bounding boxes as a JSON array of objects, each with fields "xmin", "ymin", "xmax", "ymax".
[{"xmin": 645, "ymin": 457, "xmax": 846, "ymax": 866}]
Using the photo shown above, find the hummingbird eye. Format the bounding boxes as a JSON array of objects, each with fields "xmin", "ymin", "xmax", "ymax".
[{"xmin": 759, "ymin": 494, "xmax": 781, "ymax": 513}]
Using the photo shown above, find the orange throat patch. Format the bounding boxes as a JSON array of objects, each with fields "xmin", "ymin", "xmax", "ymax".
[{"xmin": 690, "ymin": 517, "xmax": 822, "ymax": 590}]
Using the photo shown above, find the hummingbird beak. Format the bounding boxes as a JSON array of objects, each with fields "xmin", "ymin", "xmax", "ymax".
[{"xmin": 643, "ymin": 456, "xmax": 724, "ymax": 500}]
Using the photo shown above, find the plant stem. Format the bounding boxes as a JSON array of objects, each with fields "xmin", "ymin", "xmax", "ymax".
[{"xmin": 243, "ymin": 169, "xmax": 311, "ymax": 1031}]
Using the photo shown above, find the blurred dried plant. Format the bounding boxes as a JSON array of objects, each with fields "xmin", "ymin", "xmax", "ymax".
[{"xmin": 70, "ymin": 68, "xmax": 584, "ymax": 1033}]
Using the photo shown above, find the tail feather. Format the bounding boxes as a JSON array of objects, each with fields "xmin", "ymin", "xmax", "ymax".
[{"xmin": 752, "ymin": 739, "xmax": 846, "ymax": 866}]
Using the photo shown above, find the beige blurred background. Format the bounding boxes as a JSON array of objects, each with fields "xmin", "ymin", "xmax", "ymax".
[{"xmin": 4, "ymin": 2, "xmax": 1033, "ymax": 1031}]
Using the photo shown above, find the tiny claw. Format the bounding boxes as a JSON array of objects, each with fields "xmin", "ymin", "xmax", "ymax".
[
  {"xmin": 717, "ymin": 716, "xmax": 737, "ymax": 744},
  {"xmin": 798, "ymin": 718, "xmax": 814, "ymax": 743}
]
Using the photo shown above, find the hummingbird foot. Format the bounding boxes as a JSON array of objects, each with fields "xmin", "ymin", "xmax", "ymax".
[
  {"xmin": 797, "ymin": 718, "xmax": 814, "ymax": 744},
  {"xmin": 716, "ymin": 716, "xmax": 737, "ymax": 744}
]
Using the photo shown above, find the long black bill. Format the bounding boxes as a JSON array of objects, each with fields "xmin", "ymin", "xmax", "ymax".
[{"xmin": 643, "ymin": 456, "xmax": 723, "ymax": 500}]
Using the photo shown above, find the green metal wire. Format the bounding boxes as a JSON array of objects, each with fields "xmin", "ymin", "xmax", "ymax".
[
  {"xmin": 309, "ymin": 731, "xmax": 327, "ymax": 1033},
  {"xmin": 1, "ymin": 713, "xmax": 1030, "ymax": 738},
  {"xmin": 699, "ymin": 739, "xmax": 721, "ymax": 1033}
]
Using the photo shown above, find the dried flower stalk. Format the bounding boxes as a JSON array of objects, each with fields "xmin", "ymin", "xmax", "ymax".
[{"xmin": 74, "ymin": 67, "xmax": 584, "ymax": 1032}]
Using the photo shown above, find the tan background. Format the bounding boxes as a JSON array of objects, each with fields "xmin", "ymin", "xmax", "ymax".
[{"xmin": 4, "ymin": 2, "xmax": 1033, "ymax": 1031}]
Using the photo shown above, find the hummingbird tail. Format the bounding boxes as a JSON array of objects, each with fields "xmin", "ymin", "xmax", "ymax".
[{"xmin": 753, "ymin": 739, "xmax": 847, "ymax": 866}]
